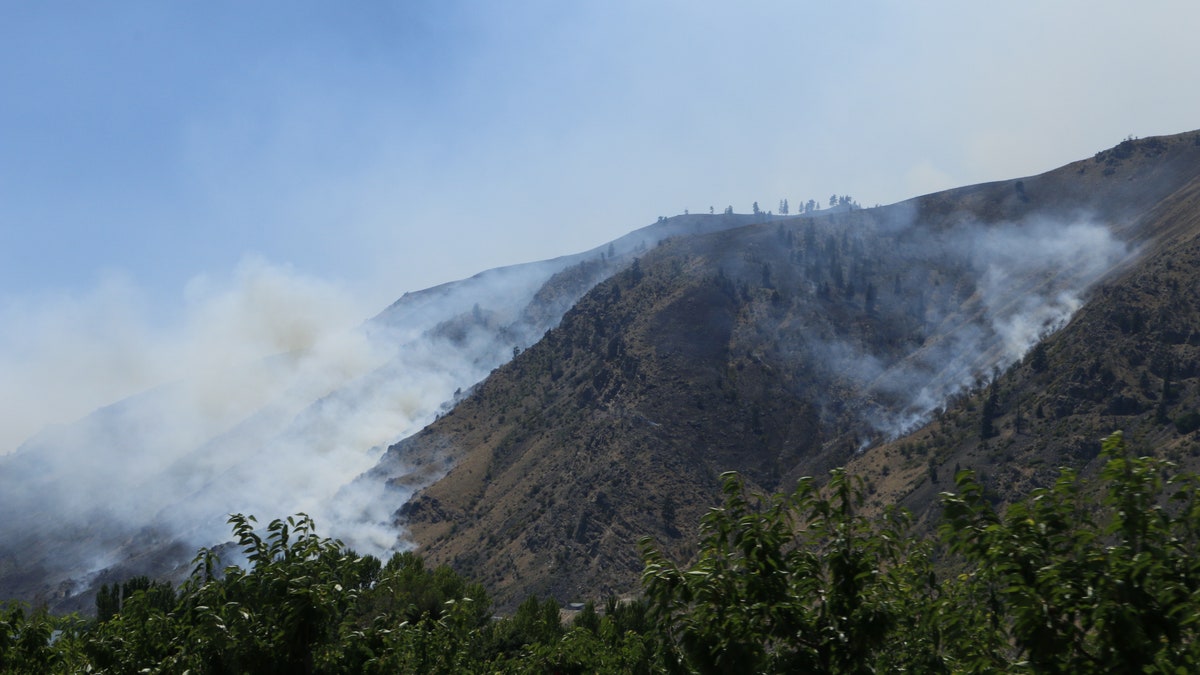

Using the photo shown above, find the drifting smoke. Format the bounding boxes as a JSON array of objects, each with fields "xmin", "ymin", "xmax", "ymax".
[
  {"xmin": 812, "ymin": 214, "xmax": 1132, "ymax": 440},
  {"xmin": 0, "ymin": 206, "xmax": 1133, "ymax": 605},
  {"xmin": 0, "ymin": 259, "xmax": 371, "ymax": 457},
  {"xmin": 0, "ymin": 259, "xmax": 395, "ymax": 583},
  {"xmin": 0, "ymin": 239, "xmax": 635, "ymax": 603},
  {"xmin": 0, "ymin": 211, "xmax": 757, "ymax": 607}
]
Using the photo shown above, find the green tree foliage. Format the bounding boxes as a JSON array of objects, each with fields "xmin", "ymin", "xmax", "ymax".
[
  {"xmin": 941, "ymin": 431, "xmax": 1200, "ymax": 673},
  {"xmin": 0, "ymin": 603, "xmax": 71, "ymax": 675},
  {"xmin": 96, "ymin": 576, "xmax": 174, "ymax": 623},
  {"xmin": 643, "ymin": 432, "xmax": 1200, "ymax": 673},
  {"xmin": 14, "ymin": 512, "xmax": 657, "ymax": 673},
  {"xmin": 642, "ymin": 470, "xmax": 929, "ymax": 673},
  {"xmin": 1175, "ymin": 410, "xmax": 1200, "ymax": 434},
  {"xmin": 13, "ymin": 432, "xmax": 1200, "ymax": 673},
  {"xmin": 1028, "ymin": 341, "xmax": 1049, "ymax": 373}
]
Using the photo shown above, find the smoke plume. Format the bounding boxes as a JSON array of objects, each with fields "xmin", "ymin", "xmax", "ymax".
[
  {"xmin": 0, "ymin": 252, "xmax": 599, "ymax": 601},
  {"xmin": 814, "ymin": 214, "xmax": 1132, "ymax": 440}
]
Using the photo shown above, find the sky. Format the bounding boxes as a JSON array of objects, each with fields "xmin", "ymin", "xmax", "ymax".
[{"xmin": 2, "ymin": 0, "xmax": 1200, "ymax": 450}]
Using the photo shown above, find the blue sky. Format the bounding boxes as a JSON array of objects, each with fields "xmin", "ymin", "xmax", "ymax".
[{"xmin": 2, "ymin": 1, "xmax": 1199, "ymax": 448}]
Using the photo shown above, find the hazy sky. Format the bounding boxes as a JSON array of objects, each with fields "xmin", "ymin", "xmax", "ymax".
[{"xmin": 2, "ymin": 1, "xmax": 1199, "ymax": 447}]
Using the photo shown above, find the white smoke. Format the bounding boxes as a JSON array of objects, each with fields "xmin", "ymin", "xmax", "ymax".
[
  {"xmin": 967, "ymin": 220, "xmax": 1127, "ymax": 357},
  {"xmin": 0, "ymin": 238, "xmax": 632, "ymax": 603},
  {"xmin": 0, "ymin": 258, "xmax": 372, "ymax": 459},
  {"xmin": 0, "ymin": 212, "xmax": 760, "ymax": 606},
  {"xmin": 0, "ymin": 259, "xmax": 387, "ymax": 546},
  {"xmin": 864, "ymin": 216, "xmax": 1131, "ymax": 438},
  {"xmin": 0, "ymin": 208, "xmax": 1128, "ymax": 602}
]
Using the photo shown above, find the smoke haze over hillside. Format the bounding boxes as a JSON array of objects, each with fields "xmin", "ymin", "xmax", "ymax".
[
  {"xmin": 0, "ymin": 258, "xmax": 373, "ymax": 458},
  {"xmin": 0, "ymin": 208, "xmax": 787, "ymax": 611},
  {"xmin": 0, "ymin": 205, "xmax": 1161, "ymax": 612},
  {"xmin": 0, "ymin": 236, "xmax": 643, "ymax": 608},
  {"xmin": 853, "ymin": 216, "xmax": 1132, "ymax": 438}
]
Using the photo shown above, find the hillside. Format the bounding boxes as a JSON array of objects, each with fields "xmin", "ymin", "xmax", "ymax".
[
  {"xmin": 382, "ymin": 131, "xmax": 1200, "ymax": 609},
  {"xmin": 852, "ymin": 142, "xmax": 1200, "ymax": 519},
  {"xmin": 0, "ymin": 211, "xmax": 765, "ymax": 614},
  {"xmin": 6, "ymin": 133, "xmax": 1200, "ymax": 617}
]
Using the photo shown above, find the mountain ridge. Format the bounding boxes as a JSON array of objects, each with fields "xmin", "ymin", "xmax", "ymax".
[
  {"xmin": 5, "ymin": 131, "xmax": 1200, "ymax": 615},
  {"xmin": 387, "ymin": 130, "xmax": 1200, "ymax": 610},
  {"xmin": 0, "ymin": 194, "xmax": 776, "ymax": 613}
]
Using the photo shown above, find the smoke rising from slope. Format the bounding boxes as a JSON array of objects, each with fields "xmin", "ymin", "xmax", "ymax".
[
  {"xmin": 0, "ymin": 212, "xmax": 766, "ymax": 609},
  {"xmin": 821, "ymin": 215, "xmax": 1132, "ymax": 440},
  {"xmin": 0, "ymin": 259, "xmax": 394, "ymax": 554},
  {"xmin": 0, "ymin": 243, "xmax": 627, "ymax": 603},
  {"xmin": 0, "ymin": 204, "xmax": 1140, "ymax": 607}
]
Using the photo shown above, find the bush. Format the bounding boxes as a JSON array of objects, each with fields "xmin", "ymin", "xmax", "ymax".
[{"xmin": 1175, "ymin": 411, "xmax": 1200, "ymax": 434}]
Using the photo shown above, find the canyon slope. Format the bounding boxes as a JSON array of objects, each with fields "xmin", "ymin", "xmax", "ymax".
[
  {"xmin": 383, "ymin": 131, "xmax": 1200, "ymax": 609},
  {"xmin": 6, "ymin": 132, "xmax": 1200, "ymax": 615},
  {"xmin": 0, "ymin": 211, "xmax": 765, "ymax": 613}
]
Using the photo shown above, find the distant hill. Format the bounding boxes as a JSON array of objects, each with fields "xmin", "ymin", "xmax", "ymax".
[
  {"xmin": 0, "ymin": 209, "xmax": 765, "ymax": 613},
  {"xmin": 384, "ymin": 131, "xmax": 1200, "ymax": 610}
]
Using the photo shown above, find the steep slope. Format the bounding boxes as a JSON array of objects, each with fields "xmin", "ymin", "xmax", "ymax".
[
  {"xmin": 385, "ymin": 131, "xmax": 1200, "ymax": 609},
  {"xmin": 0, "ymin": 213, "xmax": 761, "ymax": 613},
  {"xmin": 851, "ymin": 141, "xmax": 1200, "ymax": 518}
]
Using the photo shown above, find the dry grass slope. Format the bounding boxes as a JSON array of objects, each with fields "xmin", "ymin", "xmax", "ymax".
[{"xmin": 382, "ymin": 131, "xmax": 1200, "ymax": 610}]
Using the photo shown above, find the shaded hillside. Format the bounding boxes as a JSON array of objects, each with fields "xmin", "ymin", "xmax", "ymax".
[
  {"xmin": 380, "ymin": 131, "xmax": 1200, "ymax": 609},
  {"xmin": 851, "ymin": 142, "xmax": 1200, "ymax": 519}
]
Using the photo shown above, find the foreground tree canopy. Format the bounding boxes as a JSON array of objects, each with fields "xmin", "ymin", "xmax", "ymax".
[{"xmin": 5, "ymin": 432, "xmax": 1200, "ymax": 673}]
